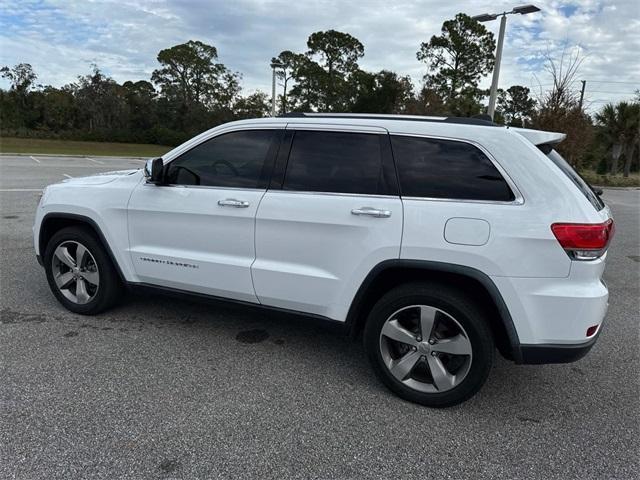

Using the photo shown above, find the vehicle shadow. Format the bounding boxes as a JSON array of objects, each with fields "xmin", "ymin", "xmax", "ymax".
[{"xmin": 92, "ymin": 288, "xmax": 604, "ymax": 420}]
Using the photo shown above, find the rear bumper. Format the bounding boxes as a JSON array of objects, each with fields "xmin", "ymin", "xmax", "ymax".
[
  {"xmin": 491, "ymin": 263, "xmax": 608, "ymax": 346},
  {"xmin": 518, "ymin": 331, "xmax": 600, "ymax": 364},
  {"xmin": 491, "ymin": 258, "xmax": 608, "ymax": 364}
]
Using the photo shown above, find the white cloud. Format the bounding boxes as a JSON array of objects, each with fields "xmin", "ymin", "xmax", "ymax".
[{"xmin": 0, "ymin": 0, "xmax": 637, "ymax": 112}]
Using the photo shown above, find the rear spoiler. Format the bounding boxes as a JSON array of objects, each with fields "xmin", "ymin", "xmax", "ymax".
[{"xmin": 511, "ymin": 127, "xmax": 566, "ymax": 146}]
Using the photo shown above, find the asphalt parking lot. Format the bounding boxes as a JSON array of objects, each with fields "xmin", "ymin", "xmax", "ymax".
[{"xmin": 0, "ymin": 154, "xmax": 638, "ymax": 479}]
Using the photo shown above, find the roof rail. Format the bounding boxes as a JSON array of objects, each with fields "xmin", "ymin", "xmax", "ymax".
[{"xmin": 278, "ymin": 112, "xmax": 499, "ymax": 127}]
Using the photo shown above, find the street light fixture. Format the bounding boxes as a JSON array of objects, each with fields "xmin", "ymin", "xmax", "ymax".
[
  {"xmin": 472, "ymin": 4, "xmax": 541, "ymax": 120},
  {"xmin": 472, "ymin": 13, "xmax": 498, "ymax": 22},
  {"xmin": 512, "ymin": 4, "xmax": 541, "ymax": 15},
  {"xmin": 270, "ymin": 60, "xmax": 284, "ymax": 117}
]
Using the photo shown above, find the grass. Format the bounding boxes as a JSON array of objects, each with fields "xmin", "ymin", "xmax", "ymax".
[
  {"xmin": 0, "ymin": 137, "xmax": 172, "ymax": 157},
  {"xmin": 580, "ymin": 170, "xmax": 640, "ymax": 188}
]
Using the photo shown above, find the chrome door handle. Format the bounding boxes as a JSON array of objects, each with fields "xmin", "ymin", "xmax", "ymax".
[
  {"xmin": 351, "ymin": 207, "xmax": 391, "ymax": 218},
  {"xmin": 218, "ymin": 198, "xmax": 250, "ymax": 208}
]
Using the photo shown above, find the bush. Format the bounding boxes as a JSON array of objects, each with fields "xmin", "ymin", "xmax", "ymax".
[
  {"xmin": 580, "ymin": 170, "xmax": 640, "ymax": 188},
  {"xmin": 596, "ymin": 157, "xmax": 608, "ymax": 175},
  {"xmin": 147, "ymin": 126, "xmax": 190, "ymax": 147},
  {"xmin": 0, "ymin": 126, "xmax": 188, "ymax": 147}
]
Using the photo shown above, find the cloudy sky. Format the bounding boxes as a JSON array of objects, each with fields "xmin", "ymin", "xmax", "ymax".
[{"xmin": 1, "ymin": 0, "xmax": 638, "ymax": 111}]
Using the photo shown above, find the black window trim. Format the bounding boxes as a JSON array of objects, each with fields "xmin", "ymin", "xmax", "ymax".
[
  {"xmin": 388, "ymin": 132, "xmax": 524, "ymax": 205},
  {"xmin": 269, "ymin": 126, "xmax": 400, "ymax": 197},
  {"xmin": 158, "ymin": 126, "xmax": 285, "ymax": 190}
]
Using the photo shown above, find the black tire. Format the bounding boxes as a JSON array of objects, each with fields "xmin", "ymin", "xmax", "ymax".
[
  {"xmin": 44, "ymin": 226, "xmax": 123, "ymax": 315},
  {"xmin": 363, "ymin": 282, "xmax": 494, "ymax": 408}
]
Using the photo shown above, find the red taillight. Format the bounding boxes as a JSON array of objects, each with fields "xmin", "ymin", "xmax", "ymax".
[{"xmin": 551, "ymin": 219, "xmax": 615, "ymax": 260}]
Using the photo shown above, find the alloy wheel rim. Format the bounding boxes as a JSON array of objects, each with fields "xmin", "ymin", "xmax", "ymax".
[
  {"xmin": 51, "ymin": 241, "xmax": 100, "ymax": 305},
  {"xmin": 379, "ymin": 305, "xmax": 473, "ymax": 393}
]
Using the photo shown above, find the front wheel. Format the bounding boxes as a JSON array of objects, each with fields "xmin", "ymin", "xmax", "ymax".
[
  {"xmin": 364, "ymin": 282, "xmax": 494, "ymax": 407},
  {"xmin": 44, "ymin": 226, "xmax": 123, "ymax": 315}
]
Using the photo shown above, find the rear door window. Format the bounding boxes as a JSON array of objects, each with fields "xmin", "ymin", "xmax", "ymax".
[{"xmin": 283, "ymin": 130, "xmax": 385, "ymax": 195}]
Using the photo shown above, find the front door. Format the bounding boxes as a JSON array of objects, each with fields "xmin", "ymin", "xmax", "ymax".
[{"xmin": 127, "ymin": 127, "xmax": 282, "ymax": 302}]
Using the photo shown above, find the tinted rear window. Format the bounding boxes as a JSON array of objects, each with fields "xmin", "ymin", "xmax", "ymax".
[
  {"xmin": 544, "ymin": 148, "xmax": 605, "ymax": 211},
  {"xmin": 390, "ymin": 135, "xmax": 515, "ymax": 201}
]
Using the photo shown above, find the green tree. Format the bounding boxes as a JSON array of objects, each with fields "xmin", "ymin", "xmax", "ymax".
[
  {"xmin": 287, "ymin": 56, "xmax": 325, "ymax": 111},
  {"xmin": 234, "ymin": 91, "xmax": 270, "ymax": 119},
  {"xmin": 152, "ymin": 41, "xmax": 221, "ymax": 106},
  {"xmin": 497, "ymin": 85, "xmax": 537, "ymax": 126},
  {"xmin": 1, "ymin": 63, "xmax": 39, "ymax": 128},
  {"xmin": 122, "ymin": 80, "xmax": 157, "ymax": 135},
  {"xmin": 38, "ymin": 86, "xmax": 77, "ymax": 131},
  {"xmin": 451, "ymin": 87, "xmax": 487, "ymax": 117},
  {"xmin": 351, "ymin": 70, "xmax": 414, "ymax": 113},
  {"xmin": 71, "ymin": 65, "xmax": 128, "ymax": 135},
  {"xmin": 405, "ymin": 87, "xmax": 447, "ymax": 116},
  {"xmin": 271, "ymin": 50, "xmax": 305, "ymax": 114},
  {"xmin": 290, "ymin": 30, "xmax": 364, "ymax": 111},
  {"xmin": 595, "ymin": 101, "xmax": 640, "ymax": 177},
  {"xmin": 417, "ymin": 13, "xmax": 495, "ymax": 115},
  {"xmin": 151, "ymin": 40, "xmax": 240, "ymax": 130},
  {"xmin": 1, "ymin": 63, "xmax": 37, "ymax": 94},
  {"xmin": 213, "ymin": 70, "xmax": 242, "ymax": 112}
]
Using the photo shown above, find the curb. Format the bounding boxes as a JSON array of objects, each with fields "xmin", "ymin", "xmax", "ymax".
[
  {"xmin": 0, "ymin": 152, "xmax": 150, "ymax": 160},
  {"xmin": 595, "ymin": 185, "xmax": 640, "ymax": 191}
]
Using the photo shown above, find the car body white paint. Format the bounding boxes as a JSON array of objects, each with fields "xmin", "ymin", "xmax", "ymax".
[
  {"xmin": 34, "ymin": 115, "xmax": 611, "ymax": 348},
  {"xmin": 252, "ymin": 190, "xmax": 403, "ymax": 319}
]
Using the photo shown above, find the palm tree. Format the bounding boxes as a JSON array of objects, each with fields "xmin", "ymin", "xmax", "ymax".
[
  {"xmin": 595, "ymin": 103, "xmax": 624, "ymax": 174},
  {"xmin": 595, "ymin": 101, "xmax": 640, "ymax": 177},
  {"xmin": 621, "ymin": 102, "xmax": 640, "ymax": 177}
]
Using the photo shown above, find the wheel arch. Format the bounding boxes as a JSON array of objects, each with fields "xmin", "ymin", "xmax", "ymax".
[
  {"xmin": 346, "ymin": 260, "xmax": 522, "ymax": 362},
  {"xmin": 39, "ymin": 213, "xmax": 127, "ymax": 283}
]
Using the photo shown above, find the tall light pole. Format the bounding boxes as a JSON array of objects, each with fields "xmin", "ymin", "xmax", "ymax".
[
  {"xmin": 270, "ymin": 60, "xmax": 284, "ymax": 117},
  {"xmin": 472, "ymin": 4, "xmax": 540, "ymax": 120}
]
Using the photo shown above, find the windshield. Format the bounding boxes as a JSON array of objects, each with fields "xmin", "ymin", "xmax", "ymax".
[{"xmin": 543, "ymin": 148, "xmax": 605, "ymax": 211}]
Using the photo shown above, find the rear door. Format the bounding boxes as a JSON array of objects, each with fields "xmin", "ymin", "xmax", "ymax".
[
  {"xmin": 127, "ymin": 126, "xmax": 282, "ymax": 302},
  {"xmin": 252, "ymin": 124, "xmax": 403, "ymax": 321}
]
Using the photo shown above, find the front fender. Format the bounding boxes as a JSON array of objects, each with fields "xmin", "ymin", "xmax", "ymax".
[{"xmin": 34, "ymin": 177, "xmax": 141, "ymax": 282}]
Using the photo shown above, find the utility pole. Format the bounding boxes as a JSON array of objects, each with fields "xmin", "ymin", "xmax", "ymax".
[{"xmin": 578, "ymin": 80, "xmax": 586, "ymax": 111}]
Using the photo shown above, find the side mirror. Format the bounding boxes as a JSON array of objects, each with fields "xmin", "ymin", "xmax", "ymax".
[{"xmin": 144, "ymin": 157, "xmax": 164, "ymax": 184}]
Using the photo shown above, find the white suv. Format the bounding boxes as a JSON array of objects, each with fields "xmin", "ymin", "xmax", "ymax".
[{"xmin": 34, "ymin": 113, "xmax": 614, "ymax": 407}]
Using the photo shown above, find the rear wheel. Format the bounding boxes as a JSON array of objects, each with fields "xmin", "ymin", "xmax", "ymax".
[
  {"xmin": 364, "ymin": 282, "xmax": 494, "ymax": 407},
  {"xmin": 44, "ymin": 226, "xmax": 122, "ymax": 314}
]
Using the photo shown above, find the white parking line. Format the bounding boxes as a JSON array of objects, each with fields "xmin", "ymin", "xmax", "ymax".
[
  {"xmin": 30, "ymin": 156, "xmax": 41, "ymax": 164},
  {"xmin": 86, "ymin": 157, "xmax": 104, "ymax": 164},
  {"xmin": 0, "ymin": 188, "xmax": 42, "ymax": 192},
  {"xmin": 63, "ymin": 174, "xmax": 73, "ymax": 179}
]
